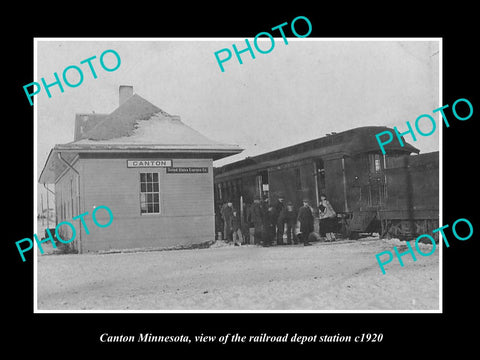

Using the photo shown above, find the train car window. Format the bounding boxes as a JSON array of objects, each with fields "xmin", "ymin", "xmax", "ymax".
[
  {"xmin": 369, "ymin": 154, "xmax": 382, "ymax": 173},
  {"xmin": 315, "ymin": 159, "xmax": 326, "ymax": 194},
  {"xmin": 227, "ymin": 181, "xmax": 232, "ymax": 200},
  {"xmin": 255, "ymin": 175, "xmax": 263, "ymax": 199},
  {"xmin": 295, "ymin": 168, "xmax": 302, "ymax": 190},
  {"xmin": 260, "ymin": 171, "xmax": 269, "ymax": 198},
  {"xmin": 318, "ymin": 169, "xmax": 326, "ymax": 190}
]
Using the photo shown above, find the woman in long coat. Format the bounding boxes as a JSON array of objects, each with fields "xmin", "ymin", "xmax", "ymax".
[{"xmin": 318, "ymin": 194, "xmax": 337, "ymax": 241}]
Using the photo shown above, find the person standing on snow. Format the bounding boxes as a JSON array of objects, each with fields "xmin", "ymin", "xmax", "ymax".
[
  {"xmin": 297, "ymin": 198, "xmax": 314, "ymax": 246},
  {"xmin": 318, "ymin": 194, "xmax": 337, "ymax": 242},
  {"xmin": 274, "ymin": 195, "xmax": 286, "ymax": 245},
  {"xmin": 278, "ymin": 201, "xmax": 298, "ymax": 245},
  {"xmin": 231, "ymin": 210, "xmax": 242, "ymax": 246},
  {"xmin": 264, "ymin": 206, "xmax": 277, "ymax": 247},
  {"xmin": 242, "ymin": 200, "xmax": 252, "ymax": 244},
  {"xmin": 250, "ymin": 197, "xmax": 265, "ymax": 245},
  {"xmin": 221, "ymin": 200, "xmax": 234, "ymax": 241}
]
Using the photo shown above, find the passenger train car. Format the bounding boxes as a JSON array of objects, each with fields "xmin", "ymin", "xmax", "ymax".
[{"xmin": 213, "ymin": 126, "xmax": 439, "ymax": 240}]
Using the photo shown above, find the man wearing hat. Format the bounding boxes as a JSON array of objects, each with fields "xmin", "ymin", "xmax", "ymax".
[
  {"xmin": 297, "ymin": 198, "xmax": 314, "ymax": 246},
  {"xmin": 220, "ymin": 200, "xmax": 234, "ymax": 241},
  {"xmin": 278, "ymin": 201, "xmax": 297, "ymax": 245},
  {"xmin": 250, "ymin": 196, "xmax": 265, "ymax": 245},
  {"xmin": 264, "ymin": 205, "xmax": 277, "ymax": 247},
  {"xmin": 274, "ymin": 194, "xmax": 286, "ymax": 245}
]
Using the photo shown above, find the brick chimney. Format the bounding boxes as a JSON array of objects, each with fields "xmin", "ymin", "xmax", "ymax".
[{"xmin": 119, "ymin": 85, "xmax": 134, "ymax": 106}]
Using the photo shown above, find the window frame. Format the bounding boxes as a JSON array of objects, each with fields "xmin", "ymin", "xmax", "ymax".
[
  {"xmin": 139, "ymin": 172, "xmax": 161, "ymax": 215},
  {"xmin": 374, "ymin": 157, "xmax": 381, "ymax": 172},
  {"xmin": 295, "ymin": 168, "xmax": 302, "ymax": 191},
  {"xmin": 369, "ymin": 153, "xmax": 383, "ymax": 173}
]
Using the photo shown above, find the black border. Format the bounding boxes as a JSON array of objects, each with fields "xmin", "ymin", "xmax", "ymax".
[{"xmin": 7, "ymin": 6, "xmax": 479, "ymax": 354}]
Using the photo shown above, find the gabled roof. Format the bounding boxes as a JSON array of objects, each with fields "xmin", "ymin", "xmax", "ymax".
[
  {"xmin": 80, "ymin": 94, "xmax": 162, "ymax": 141},
  {"xmin": 39, "ymin": 92, "xmax": 242, "ymax": 184},
  {"xmin": 64, "ymin": 94, "xmax": 240, "ymax": 151}
]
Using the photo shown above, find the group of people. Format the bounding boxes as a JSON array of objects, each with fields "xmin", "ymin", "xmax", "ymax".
[{"xmin": 219, "ymin": 194, "xmax": 337, "ymax": 247}]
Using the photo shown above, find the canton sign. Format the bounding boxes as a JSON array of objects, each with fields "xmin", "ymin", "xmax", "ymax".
[{"xmin": 127, "ymin": 160, "xmax": 172, "ymax": 168}]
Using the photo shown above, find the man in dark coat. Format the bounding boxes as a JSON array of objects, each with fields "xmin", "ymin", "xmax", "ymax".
[
  {"xmin": 242, "ymin": 201, "xmax": 252, "ymax": 244},
  {"xmin": 250, "ymin": 197, "xmax": 264, "ymax": 245},
  {"xmin": 261, "ymin": 197, "xmax": 270, "ymax": 217},
  {"xmin": 263, "ymin": 206, "xmax": 277, "ymax": 247},
  {"xmin": 220, "ymin": 201, "xmax": 234, "ymax": 241},
  {"xmin": 231, "ymin": 210, "xmax": 242, "ymax": 246},
  {"xmin": 274, "ymin": 196, "xmax": 286, "ymax": 245},
  {"xmin": 278, "ymin": 201, "xmax": 297, "ymax": 244},
  {"xmin": 297, "ymin": 199, "xmax": 314, "ymax": 246}
]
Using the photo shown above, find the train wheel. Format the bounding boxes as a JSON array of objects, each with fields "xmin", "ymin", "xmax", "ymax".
[
  {"xmin": 386, "ymin": 220, "xmax": 407, "ymax": 239},
  {"xmin": 380, "ymin": 219, "xmax": 391, "ymax": 239},
  {"xmin": 427, "ymin": 219, "xmax": 440, "ymax": 242},
  {"xmin": 348, "ymin": 231, "xmax": 360, "ymax": 240},
  {"xmin": 340, "ymin": 219, "xmax": 349, "ymax": 238}
]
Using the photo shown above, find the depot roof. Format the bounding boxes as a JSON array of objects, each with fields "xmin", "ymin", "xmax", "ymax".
[{"xmin": 39, "ymin": 92, "xmax": 243, "ymax": 184}]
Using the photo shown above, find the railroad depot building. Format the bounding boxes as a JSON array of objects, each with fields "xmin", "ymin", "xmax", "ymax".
[{"xmin": 39, "ymin": 86, "xmax": 242, "ymax": 253}]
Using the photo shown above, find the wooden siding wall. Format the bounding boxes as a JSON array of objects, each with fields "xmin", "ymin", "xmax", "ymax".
[
  {"xmin": 54, "ymin": 160, "xmax": 81, "ymax": 251},
  {"xmin": 384, "ymin": 154, "xmax": 439, "ymax": 212},
  {"xmin": 79, "ymin": 157, "xmax": 214, "ymax": 252}
]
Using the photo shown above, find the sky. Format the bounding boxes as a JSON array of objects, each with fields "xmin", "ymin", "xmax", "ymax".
[{"xmin": 35, "ymin": 38, "xmax": 440, "ymax": 210}]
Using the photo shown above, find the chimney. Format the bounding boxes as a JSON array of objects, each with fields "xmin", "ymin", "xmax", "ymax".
[{"xmin": 119, "ymin": 85, "xmax": 133, "ymax": 106}]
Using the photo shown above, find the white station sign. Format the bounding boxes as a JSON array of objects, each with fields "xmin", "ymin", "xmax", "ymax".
[{"xmin": 127, "ymin": 160, "xmax": 172, "ymax": 168}]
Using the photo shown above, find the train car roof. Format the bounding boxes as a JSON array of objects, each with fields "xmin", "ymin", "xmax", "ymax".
[{"xmin": 214, "ymin": 126, "xmax": 419, "ymax": 177}]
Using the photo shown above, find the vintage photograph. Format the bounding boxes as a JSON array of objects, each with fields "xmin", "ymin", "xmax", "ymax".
[{"xmin": 34, "ymin": 38, "xmax": 440, "ymax": 311}]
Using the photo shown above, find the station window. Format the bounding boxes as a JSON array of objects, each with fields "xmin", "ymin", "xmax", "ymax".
[{"xmin": 140, "ymin": 172, "xmax": 160, "ymax": 214}]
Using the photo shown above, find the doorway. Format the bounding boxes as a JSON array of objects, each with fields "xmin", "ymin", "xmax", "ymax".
[
  {"xmin": 314, "ymin": 159, "xmax": 326, "ymax": 205},
  {"xmin": 255, "ymin": 170, "xmax": 269, "ymax": 200}
]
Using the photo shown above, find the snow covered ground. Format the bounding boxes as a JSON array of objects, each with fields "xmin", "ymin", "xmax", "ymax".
[{"xmin": 36, "ymin": 236, "xmax": 439, "ymax": 311}]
